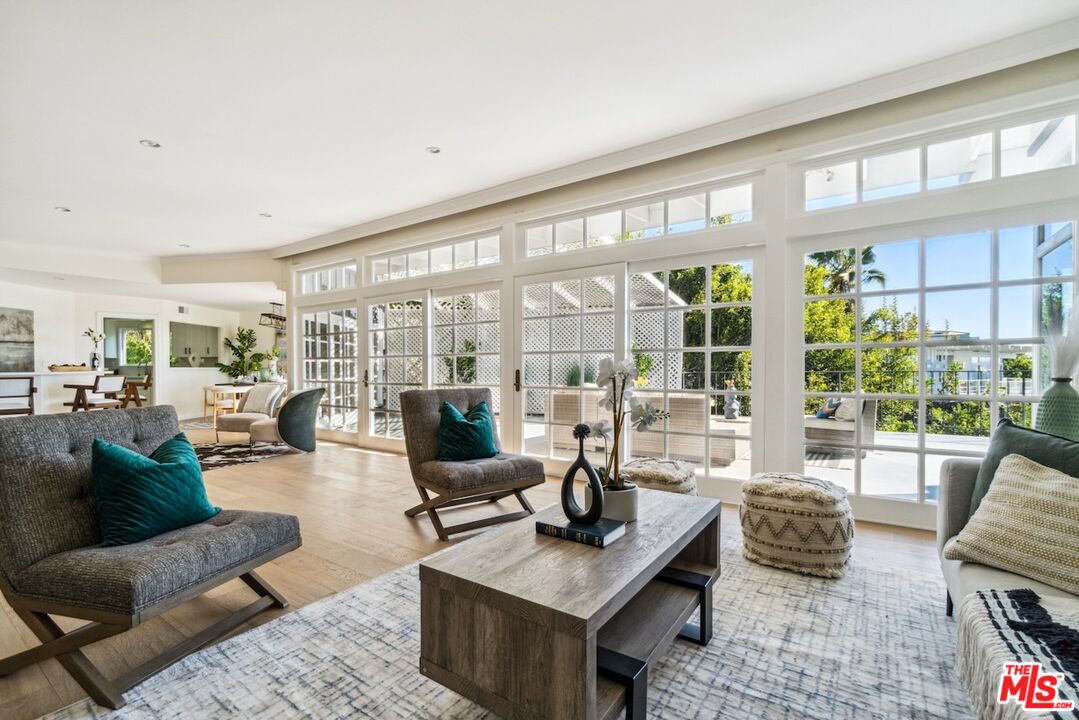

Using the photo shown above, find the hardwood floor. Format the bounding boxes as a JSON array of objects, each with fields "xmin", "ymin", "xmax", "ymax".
[{"xmin": 0, "ymin": 425, "xmax": 938, "ymax": 719}]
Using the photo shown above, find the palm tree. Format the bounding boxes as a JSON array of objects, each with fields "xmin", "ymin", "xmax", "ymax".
[{"xmin": 808, "ymin": 247, "xmax": 886, "ymax": 293}]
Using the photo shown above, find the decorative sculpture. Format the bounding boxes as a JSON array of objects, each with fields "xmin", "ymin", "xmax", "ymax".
[{"xmin": 560, "ymin": 423, "xmax": 604, "ymax": 524}]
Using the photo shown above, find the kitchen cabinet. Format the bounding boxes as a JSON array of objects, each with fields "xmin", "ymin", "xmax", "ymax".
[{"xmin": 169, "ymin": 322, "xmax": 220, "ymax": 367}]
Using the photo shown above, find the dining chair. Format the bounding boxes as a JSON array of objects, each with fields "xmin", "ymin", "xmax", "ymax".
[{"xmin": 0, "ymin": 377, "xmax": 35, "ymax": 416}]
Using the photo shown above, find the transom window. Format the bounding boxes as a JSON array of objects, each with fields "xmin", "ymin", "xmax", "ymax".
[
  {"xmin": 370, "ymin": 234, "xmax": 499, "ymax": 284},
  {"xmin": 801, "ymin": 220, "xmax": 1075, "ymax": 502},
  {"xmin": 298, "ymin": 263, "xmax": 357, "ymax": 295},
  {"xmin": 803, "ymin": 112, "xmax": 1077, "ymax": 211},
  {"xmin": 524, "ymin": 180, "xmax": 753, "ymax": 258}
]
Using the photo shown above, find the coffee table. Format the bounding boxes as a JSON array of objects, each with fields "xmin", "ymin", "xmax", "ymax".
[{"xmin": 419, "ymin": 488, "xmax": 721, "ymax": 719}]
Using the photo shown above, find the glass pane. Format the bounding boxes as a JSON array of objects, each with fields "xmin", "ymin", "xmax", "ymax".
[
  {"xmin": 711, "ymin": 261, "xmax": 753, "ymax": 302},
  {"xmin": 407, "ymin": 250, "xmax": 428, "ymax": 277},
  {"xmin": 711, "ymin": 307, "xmax": 751, "ymax": 347},
  {"xmin": 998, "ymin": 285, "xmax": 1041, "ymax": 339},
  {"xmin": 710, "ymin": 432, "xmax": 752, "ymax": 480},
  {"xmin": 862, "ymin": 348, "xmax": 919, "ymax": 394},
  {"xmin": 861, "ymin": 294, "xmax": 919, "ymax": 343},
  {"xmin": 667, "ymin": 194, "xmax": 705, "ymax": 233},
  {"xmin": 999, "ymin": 349, "xmax": 1037, "ymax": 397},
  {"xmin": 925, "ymin": 400, "xmax": 990, "ymax": 452},
  {"xmin": 1000, "ymin": 115, "xmax": 1076, "ymax": 177},
  {"xmin": 372, "ymin": 258, "xmax": 389, "ymax": 283},
  {"xmin": 925, "ymin": 289, "xmax": 990, "ymax": 341},
  {"xmin": 711, "ymin": 351, "xmax": 751, "ymax": 391},
  {"xmin": 804, "ymin": 299, "xmax": 855, "ymax": 344},
  {"xmin": 925, "ymin": 344, "xmax": 991, "ymax": 396},
  {"xmin": 624, "ymin": 202, "xmax": 664, "ymax": 239},
  {"xmin": 804, "ymin": 248, "xmax": 858, "ymax": 295},
  {"xmin": 630, "ymin": 272, "xmax": 665, "ymax": 309},
  {"xmin": 586, "ymin": 211, "xmax": 621, "ymax": 247},
  {"xmin": 552, "ymin": 280, "xmax": 581, "ymax": 315},
  {"xmin": 523, "ymin": 283, "xmax": 550, "ymax": 317},
  {"xmin": 669, "ymin": 309, "xmax": 706, "ymax": 347},
  {"xmin": 526, "ymin": 226, "xmax": 553, "ymax": 257},
  {"xmin": 927, "ymin": 133, "xmax": 992, "ymax": 189},
  {"xmin": 999, "ymin": 222, "xmax": 1074, "ymax": 281},
  {"xmin": 454, "ymin": 241, "xmax": 476, "ymax": 269},
  {"xmin": 667, "ymin": 266, "xmax": 705, "ymax": 305},
  {"xmin": 862, "ymin": 148, "xmax": 920, "ymax": 201},
  {"xmin": 631, "ymin": 311, "xmax": 663, "ymax": 349},
  {"xmin": 670, "ymin": 353, "xmax": 706, "ymax": 390},
  {"xmin": 1000, "ymin": 400, "xmax": 1038, "ymax": 427},
  {"xmin": 926, "ymin": 232, "xmax": 990, "ymax": 286},
  {"xmin": 389, "ymin": 255, "xmax": 406, "ymax": 280},
  {"xmin": 803, "ymin": 445, "xmax": 854, "ymax": 491},
  {"xmin": 430, "ymin": 245, "xmax": 453, "ymax": 273},
  {"xmin": 873, "ymin": 399, "xmax": 918, "ymax": 446},
  {"xmin": 862, "ymin": 240, "xmax": 918, "ymax": 291},
  {"xmin": 476, "ymin": 235, "xmax": 499, "ymax": 265},
  {"xmin": 804, "ymin": 161, "xmax": 856, "ymax": 211},
  {"xmin": 1039, "ymin": 281, "xmax": 1074, "ymax": 337},
  {"xmin": 861, "ymin": 450, "xmax": 918, "ymax": 500},
  {"xmin": 804, "ymin": 349, "xmax": 856, "ymax": 392},
  {"xmin": 555, "ymin": 218, "xmax": 584, "ymax": 253},
  {"xmin": 522, "ymin": 423, "xmax": 548, "ymax": 457},
  {"xmin": 709, "ymin": 184, "xmax": 752, "ymax": 225}
]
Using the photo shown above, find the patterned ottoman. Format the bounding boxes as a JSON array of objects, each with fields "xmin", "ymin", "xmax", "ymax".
[
  {"xmin": 739, "ymin": 472, "xmax": 853, "ymax": 578},
  {"xmin": 619, "ymin": 458, "xmax": 697, "ymax": 495}
]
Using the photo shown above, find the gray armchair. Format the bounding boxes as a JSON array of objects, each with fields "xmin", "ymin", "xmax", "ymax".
[
  {"xmin": 400, "ymin": 388, "xmax": 545, "ymax": 541},
  {"xmin": 0, "ymin": 406, "xmax": 301, "ymax": 709},
  {"xmin": 249, "ymin": 387, "xmax": 325, "ymax": 452},
  {"xmin": 215, "ymin": 382, "xmax": 285, "ymax": 443}
]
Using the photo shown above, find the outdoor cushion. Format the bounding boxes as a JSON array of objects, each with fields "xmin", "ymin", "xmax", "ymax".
[
  {"xmin": 216, "ymin": 412, "xmax": 272, "ymax": 431},
  {"xmin": 417, "ymin": 453, "xmax": 545, "ymax": 493},
  {"xmin": 11, "ymin": 509, "xmax": 300, "ymax": 614}
]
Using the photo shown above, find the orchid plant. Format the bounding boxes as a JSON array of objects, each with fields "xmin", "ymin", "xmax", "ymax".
[{"xmin": 588, "ymin": 357, "xmax": 669, "ymax": 491}]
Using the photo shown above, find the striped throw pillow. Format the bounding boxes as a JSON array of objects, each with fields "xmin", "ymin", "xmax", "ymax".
[{"xmin": 944, "ymin": 453, "xmax": 1079, "ymax": 595}]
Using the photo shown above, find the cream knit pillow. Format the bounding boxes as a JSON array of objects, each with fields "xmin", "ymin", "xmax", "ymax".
[{"xmin": 944, "ymin": 453, "xmax": 1079, "ymax": 595}]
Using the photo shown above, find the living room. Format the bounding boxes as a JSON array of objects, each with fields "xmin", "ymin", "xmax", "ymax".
[{"xmin": 1, "ymin": 3, "xmax": 1078, "ymax": 719}]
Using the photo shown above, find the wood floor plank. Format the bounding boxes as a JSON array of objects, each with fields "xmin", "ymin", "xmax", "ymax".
[{"xmin": 0, "ymin": 422, "xmax": 935, "ymax": 719}]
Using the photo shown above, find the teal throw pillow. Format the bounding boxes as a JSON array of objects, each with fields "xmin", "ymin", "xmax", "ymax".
[
  {"xmin": 969, "ymin": 418, "xmax": 1079, "ymax": 518},
  {"xmin": 438, "ymin": 401, "xmax": 499, "ymax": 461},
  {"xmin": 92, "ymin": 433, "xmax": 221, "ymax": 547},
  {"xmin": 815, "ymin": 399, "xmax": 841, "ymax": 419}
]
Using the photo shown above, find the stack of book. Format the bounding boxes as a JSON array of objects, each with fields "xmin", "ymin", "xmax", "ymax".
[{"xmin": 536, "ymin": 516, "xmax": 626, "ymax": 548}]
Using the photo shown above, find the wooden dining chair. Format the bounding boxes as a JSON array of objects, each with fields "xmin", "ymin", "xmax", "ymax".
[
  {"xmin": 63, "ymin": 375, "xmax": 127, "ymax": 411},
  {"xmin": 0, "ymin": 377, "xmax": 35, "ymax": 416}
]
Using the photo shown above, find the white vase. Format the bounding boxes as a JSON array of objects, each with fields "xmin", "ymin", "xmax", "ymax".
[{"xmin": 585, "ymin": 482, "xmax": 638, "ymax": 523}]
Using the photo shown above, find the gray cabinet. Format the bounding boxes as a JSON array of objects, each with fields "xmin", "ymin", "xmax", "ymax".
[{"xmin": 169, "ymin": 322, "xmax": 220, "ymax": 367}]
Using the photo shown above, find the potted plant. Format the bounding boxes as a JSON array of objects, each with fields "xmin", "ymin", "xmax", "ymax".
[
  {"xmin": 215, "ymin": 328, "xmax": 268, "ymax": 385},
  {"xmin": 83, "ymin": 328, "xmax": 105, "ymax": 371},
  {"xmin": 583, "ymin": 357, "xmax": 669, "ymax": 522}
]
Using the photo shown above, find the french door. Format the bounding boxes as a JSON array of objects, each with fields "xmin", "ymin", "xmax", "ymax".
[
  {"xmin": 514, "ymin": 264, "xmax": 625, "ymax": 473},
  {"xmin": 364, "ymin": 294, "xmax": 425, "ymax": 447}
]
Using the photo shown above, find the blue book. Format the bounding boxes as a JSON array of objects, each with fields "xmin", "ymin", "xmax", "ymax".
[{"xmin": 535, "ymin": 516, "xmax": 626, "ymax": 548}]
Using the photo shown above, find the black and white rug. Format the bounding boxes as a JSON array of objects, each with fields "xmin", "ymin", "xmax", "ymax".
[
  {"xmin": 193, "ymin": 443, "xmax": 293, "ymax": 471},
  {"xmin": 46, "ymin": 522, "xmax": 974, "ymax": 719}
]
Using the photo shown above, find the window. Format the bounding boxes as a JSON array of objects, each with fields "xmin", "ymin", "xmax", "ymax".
[
  {"xmin": 369, "ymin": 234, "xmax": 500, "ymax": 285},
  {"xmin": 298, "ymin": 263, "xmax": 357, "ymax": 295},
  {"xmin": 803, "ymin": 112, "xmax": 1078, "ymax": 212},
  {"xmin": 628, "ymin": 261, "xmax": 754, "ymax": 479},
  {"xmin": 301, "ymin": 308, "xmax": 359, "ymax": 431},
  {"xmin": 801, "ymin": 220, "xmax": 1076, "ymax": 502},
  {"xmin": 367, "ymin": 298, "xmax": 424, "ymax": 439},
  {"xmin": 433, "ymin": 288, "xmax": 501, "ymax": 427},
  {"xmin": 523, "ymin": 180, "xmax": 755, "ymax": 258}
]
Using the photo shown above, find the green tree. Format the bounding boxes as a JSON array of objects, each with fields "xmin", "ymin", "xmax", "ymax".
[
  {"xmin": 1001, "ymin": 353, "xmax": 1032, "ymax": 379},
  {"xmin": 125, "ymin": 329, "xmax": 153, "ymax": 370},
  {"xmin": 806, "ymin": 247, "xmax": 886, "ymax": 294}
]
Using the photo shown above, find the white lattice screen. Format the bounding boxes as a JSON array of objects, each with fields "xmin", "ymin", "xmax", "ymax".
[
  {"xmin": 432, "ymin": 289, "xmax": 501, "ymax": 419},
  {"xmin": 367, "ymin": 298, "xmax": 424, "ymax": 439}
]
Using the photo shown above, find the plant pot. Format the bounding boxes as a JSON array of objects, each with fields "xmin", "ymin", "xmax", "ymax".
[
  {"xmin": 1035, "ymin": 378, "xmax": 1079, "ymax": 441},
  {"xmin": 585, "ymin": 482, "xmax": 638, "ymax": 523}
]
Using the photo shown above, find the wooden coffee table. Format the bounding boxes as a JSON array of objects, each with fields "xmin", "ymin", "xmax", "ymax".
[{"xmin": 419, "ymin": 488, "xmax": 720, "ymax": 719}]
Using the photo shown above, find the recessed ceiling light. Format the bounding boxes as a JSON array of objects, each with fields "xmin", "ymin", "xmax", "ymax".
[
  {"xmin": 425, "ymin": 146, "xmax": 441, "ymax": 154},
  {"xmin": 258, "ymin": 212, "xmax": 273, "ymax": 218},
  {"xmin": 178, "ymin": 243, "xmax": 191, "ymax": 248},
  {"xmin": 54, "ymin": 206, "xmax": 70, "ymax": 212},
  {"xmin": 139, "ymin": 139, "xmax": 161, "ymax": 148}
]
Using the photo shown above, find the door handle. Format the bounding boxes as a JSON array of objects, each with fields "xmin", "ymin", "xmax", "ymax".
[
  {"xmin": 363, "ymin": 369, "xmax": 370, "ymax": 388},
  {"xmin": 514, "ymin": 369, "xmax": 521, "ymax": 392}
]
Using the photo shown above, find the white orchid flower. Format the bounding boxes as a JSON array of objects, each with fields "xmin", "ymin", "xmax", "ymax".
[
  {"xmin": 588, "ymin": 419, "xmax": 614, "ymax": 441},
  {"xmin": 596, "ymin": 357, "xmax": 616, "ymax": 389},
  {"xmin": 630, "ymin": 401, "xmax": 669, "ymax": 431}
]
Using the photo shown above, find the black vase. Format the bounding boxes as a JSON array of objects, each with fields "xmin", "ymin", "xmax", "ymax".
[
  {"xmin": 90, "ymin": 352, "xmax": 100, "ymax": 371},
  {"xmin": 561, "ymin": 423, "xmax": 603, "ymax": 525}
]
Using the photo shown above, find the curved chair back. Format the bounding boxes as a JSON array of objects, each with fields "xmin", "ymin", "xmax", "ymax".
[
  {"xmin": 238, "ymin": 383, "xmax": 284, "ymax": 415},
  {"xmin": 276, "ymin": 388, "xmax": 325, "ymax": 452}
]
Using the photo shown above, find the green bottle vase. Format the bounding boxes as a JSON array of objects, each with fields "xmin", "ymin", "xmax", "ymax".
[{"xmin": 1035, "ymin": 378, "xmax": 1079, "ymax": 441}]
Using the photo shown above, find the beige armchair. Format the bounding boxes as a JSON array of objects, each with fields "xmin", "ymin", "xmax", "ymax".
[{"xmin": 215, "ymin": 383, "xmax": 284, "ymax": 443}]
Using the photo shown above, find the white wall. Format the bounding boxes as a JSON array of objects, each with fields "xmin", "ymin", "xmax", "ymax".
[{"xmin": 0, "ymin": 280, "xmax": 251, "ymax": 419}]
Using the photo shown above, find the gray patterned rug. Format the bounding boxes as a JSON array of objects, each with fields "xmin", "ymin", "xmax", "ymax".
[{"xmin": 45, "ymin": 527, "xmax": 973, "ymax": 720}]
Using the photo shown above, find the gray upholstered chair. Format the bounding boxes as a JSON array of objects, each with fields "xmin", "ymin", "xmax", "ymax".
[
  {"xmin": 400, "ymin": 388, "xmax": 545, "ymax": 541},
  {"xmin": 0, "ymin": 406, "xmax": 301, "ymax": 710},
  {"xmin": 249, "ymin": 387, "xmax": 325, "ymax": 452},
  {"xmin": 214, "ymin": 382, "xmax": 284, "ymax": 443}
]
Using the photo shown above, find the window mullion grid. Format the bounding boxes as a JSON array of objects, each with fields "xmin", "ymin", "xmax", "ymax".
[
  {"xmin": 917, "ymin": 236, "xmax": 928, "ymax": 502},
  {"xmin": 853, "ymin": 249, "xmax": 863, "ymax": 498}
]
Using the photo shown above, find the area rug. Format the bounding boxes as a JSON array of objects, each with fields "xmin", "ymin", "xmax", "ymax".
[
  {"xmin": 193, "ymin": 442, "xmax": 293, "ymax": 471},
  {"xmin": 45, "ymin": 527, "xmax": 974, "ymax": 720}
]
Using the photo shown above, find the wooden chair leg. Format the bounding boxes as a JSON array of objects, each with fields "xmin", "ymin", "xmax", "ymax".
[
  {"xmin": 14, "ymin": 610, "xmax": 127, "ymax": 710},
  {"xmin": 240, "ymin": 570, "xmax": 289, "ymax": 609},
  {"xmin": 515, "ymin": 489, "xmax": 536, "ymax": 514},
  {"xmin": 0, "ymin": 621, "xmax": 122, "ymax": 676},
  {"xmin": 404, "ymin": 486, "xmax": 437, "ymax": 517}
]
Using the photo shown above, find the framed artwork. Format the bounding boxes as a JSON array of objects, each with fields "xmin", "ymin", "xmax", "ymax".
[{"xmin": 0, "ymin": 306, "xmax": 34, "ymax": 372}]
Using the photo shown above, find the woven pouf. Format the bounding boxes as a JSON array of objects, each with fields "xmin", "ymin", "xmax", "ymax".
[
  {"xmin": 739, "ymin": 472, "xmax": 854, "ymax": 578},
  {"xmin": 619, "ymin": 458, "xmax": 698, "ymax": 495}
]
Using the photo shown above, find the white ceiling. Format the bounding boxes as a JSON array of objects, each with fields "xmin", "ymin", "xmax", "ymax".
[{"xmin": 1, "ymin": 1, "xmax": 1078, "ymax": 258}]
